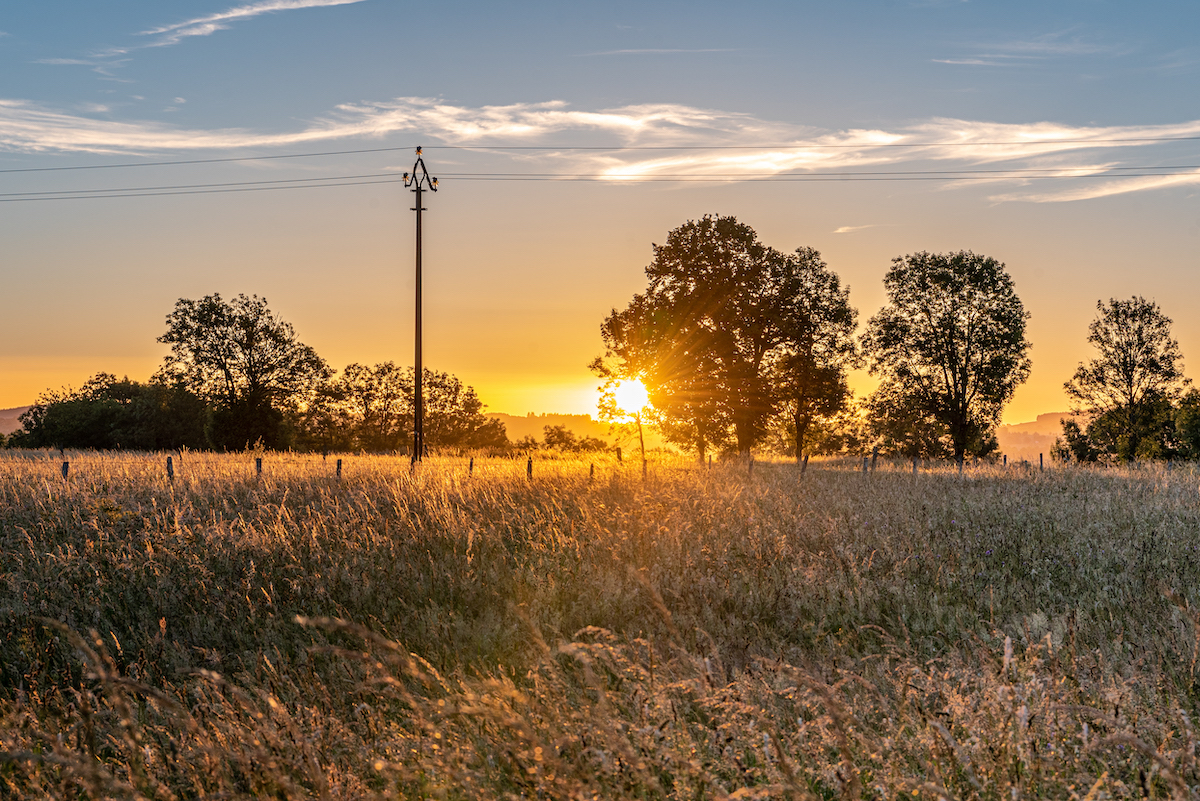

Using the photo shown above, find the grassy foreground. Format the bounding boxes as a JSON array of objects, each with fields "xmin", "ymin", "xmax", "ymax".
[{"xmin": 2, "ymin": 450, "xmax": 1200, "ymax": 799}]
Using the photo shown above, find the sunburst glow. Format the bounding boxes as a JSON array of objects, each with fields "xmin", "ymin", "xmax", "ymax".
[{"xmin": 613, "ymin": 379, "xmax": 650, "ymax": 415}]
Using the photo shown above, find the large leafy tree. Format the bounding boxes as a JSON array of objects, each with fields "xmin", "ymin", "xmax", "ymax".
[
  {"xmin": 1064, "ymin": 297, "xmax": 1186, "ymax": 461},
  {"xmin": 156, "ymin": 293, "xmax": 331, "ymax": 450},
  {"xmin": 863, "ymin": 251, "xmax": 1031, "ymax": 463},
  {"xmin": 769, "ymin": 246, "xmax": 859, "ymax": 461},
  {"xmin": 594, "ymin": 215, "xmax": 856, "ymax": 457}
]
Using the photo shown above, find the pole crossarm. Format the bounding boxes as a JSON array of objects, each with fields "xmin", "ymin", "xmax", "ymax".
[{"xmin": 403, "ymin": 146, "xmax": 439, "ymax": 192}]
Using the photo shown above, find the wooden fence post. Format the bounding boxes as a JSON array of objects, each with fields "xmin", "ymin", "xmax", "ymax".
[
  {"xmin": 469, "ymin": 456, "xmax": 474, "ymax": 476},
  {"xmin": 1039, "ymin": 453, "xmax": 1044, "ymax": 472},
  {"xmin": 912, "ymin": 458, "xmax": 917, "ymax": 475},
  {"xmin": 61, "ymin": 461, "xmax": 69, "ymax": 480},
  {"xmin": 256, "ymin": 457, "xmax": 263, "ymax": 478},
  {"xmin": 589, "ymin": 463, "xmax": 594, "ymax": 482},
  {"xmin": 527, "ymin": 456, "xmax": 533, "ymax": 479},
  {"xmin": 167, "ymin": 455, "xmax": 174, "ymax": 482},
  {"xmin": 862, "ymin": 456, "xmax": 868, "ymax": 474},
  {"xmin": 801, "ymin": 453, "xmax": 809, "ymax": 475},
  {"xmin": 870, "ymin": 445, "xmax": 879, "ymax": 472},
  {"xmin": 336, "ymin": 458, "xmax": 342, "ymax": 479}
]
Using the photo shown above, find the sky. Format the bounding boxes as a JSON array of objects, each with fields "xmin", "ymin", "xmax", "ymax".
[{"xmin": 1, "ymin": 0, "xmax": 1198, "ymax": 423}]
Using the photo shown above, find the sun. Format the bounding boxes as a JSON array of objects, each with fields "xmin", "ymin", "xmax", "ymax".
[{"xmin": 613, "ymin": 379, "xmax": 649, "ymax": 415}]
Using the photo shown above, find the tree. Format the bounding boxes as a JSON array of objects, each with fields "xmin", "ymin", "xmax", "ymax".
[
  {"xmin": 594, "ymin": 216, "xmax": 856, "ymax": 457},
  {"xmin": 542, "ymin": 424, "xmax": 607, "ymax": 452},
  {"xmin": 339, "ymin": 362, "xmax": 411, "ymax": 451},
  {"xmin": 1176, "ymin": 389, "xmax": 1200, "ymax": 459},
  {"xmin": 863, "ymin": 251, "xmax": 1031, "ymax": 463},
  {"xmin": 768, "ymin": 247, "xmax": 860, "ymax": 461},
  {"xmin": 1064, "ymin": 297, "xmax": 1187, "ymax": 461},
  {"xmin": 291, "ymin": 363, "xmax": 508, "ymax": 453},
  {"xmin": 9, "ymin": 373, "xmax": 207, "ymax": 450},
  {"xmin": 422, "ymin": 370, "xmax": 508, "ymax": 450},
  {"xmin": 156, "ymin": 293, "xmax": 331, "ymax": 450}
]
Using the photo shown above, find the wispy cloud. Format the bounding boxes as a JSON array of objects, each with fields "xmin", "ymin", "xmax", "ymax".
[
  {"xmin": 936, "ymin": 29, "xmax": 1127, "ymax": 67},
  {"xmin": 35, "ymin": 57, "xmax": 131, "ymax": 80},
  {"xmin": 1, "ymin": 96, "xmax": 1197, "ymax": 202},
  {"xmin": 833, "ymin": 225, "xmax": 887, "ymax": 234},
  {"xmin": 90, "ymin": 0, "xmax": 367, "ymax": 55}
]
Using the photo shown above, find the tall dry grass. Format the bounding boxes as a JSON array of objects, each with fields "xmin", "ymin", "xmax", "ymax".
[{"xmin": 2, "ymin": 450, "xmax": 1200, "ymax": 798}]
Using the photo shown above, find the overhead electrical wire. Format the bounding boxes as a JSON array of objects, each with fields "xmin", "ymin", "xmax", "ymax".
[
  {"xmin": 2, "ymin": 168, "xmax": 1197, "ymax": 202},
  {"xmin": 2, "ymin": 165, "xmax": 1198, "ymax": 202}
]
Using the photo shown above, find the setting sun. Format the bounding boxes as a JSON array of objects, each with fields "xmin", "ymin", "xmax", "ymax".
[{"xmin": 612, "ymin": 379, "xmax": 650, "ymax": 416}]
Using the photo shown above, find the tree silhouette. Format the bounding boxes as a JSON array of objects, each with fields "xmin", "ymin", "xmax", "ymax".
[
  {"xmin": 156, "ymin": 293, "xmax": 330, "ymax": 450},
  {"xmin": 769, "ymin": 246, "xmax": 859, "ymax": 461},
  {"xmin": 595, "ymin": 216, "xmax": 856, "ymax": 458},
  {"xmin": 864, "ymin": 251, "xmax": 1031, "ymax": 463},
  {"xmin": 1064, "ymin": 297, "xmax": 1186, "ymax": 461}
]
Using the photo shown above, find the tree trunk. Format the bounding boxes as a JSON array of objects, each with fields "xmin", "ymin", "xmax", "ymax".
[{"xmin": 794, "ymin": 411, "xmax": 810, "ymax": 464}]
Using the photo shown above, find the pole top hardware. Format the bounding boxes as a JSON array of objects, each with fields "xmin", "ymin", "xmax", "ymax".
[{"xmin": 403, "ymin": 146, "xmax": 438, "ymax": 192}]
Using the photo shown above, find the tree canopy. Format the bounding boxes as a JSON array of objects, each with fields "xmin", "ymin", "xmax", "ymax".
[
  {"xmin": 156, "ymin": 293, "xmax": 331, "ymax": 449},
  {"xmin": 9, "ymin": 374, "xmax": 207, "ymax": 451},
  {"xmin": 1063, "ymin": 297, "xmax": 1187, "ymax": 461},
  {"xmin": 594, "ymin": 215, "xmax": 856, "ymax": 458},
  {"xmin": 295, "ymin": 364, "xmax": 508, "ymax": 454},
  {"xmin": 7, "ymin": 294, "xmax": 510, "ymax": 454},
  {"xmin": 863, "ymin": 251, "xmax": 1031, "ymax": 462}
]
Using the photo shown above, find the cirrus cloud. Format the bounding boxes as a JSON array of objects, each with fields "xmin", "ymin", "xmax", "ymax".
[{"xmin": 1, "ymin": 95, "xmax": 1198, "ymax": 203}]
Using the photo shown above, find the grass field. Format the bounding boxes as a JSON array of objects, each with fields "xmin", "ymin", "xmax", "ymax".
[{"xmin": 2, "ymin": 450, "xmax": 1200, "ymax": 799}]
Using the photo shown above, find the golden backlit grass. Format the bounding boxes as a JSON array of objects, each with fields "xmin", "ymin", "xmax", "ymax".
[{"xmin": 2, "ymin": 450, "xmax": 1200, "ymax": 798}]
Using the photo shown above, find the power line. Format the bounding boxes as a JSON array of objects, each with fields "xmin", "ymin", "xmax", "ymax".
[
  {"xmin": 0, "ymin": 177, "xmax": 406, "ymax": 202},
  {"xmin": 0, "ymin": 172, "xmax": 398, "ymax": 198},
  {"xmin": 1, "ymin": 133, "xmax": 1198, "ymax": 175},
  {"xmin": 0, "ymin": 145, "xmax": 419, "ymax": 175},
  {"xmin": 434, "ymin": 136, "xmax": 1200, "ymax": 150}
]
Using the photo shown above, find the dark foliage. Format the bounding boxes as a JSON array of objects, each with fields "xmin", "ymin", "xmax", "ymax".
[
  {"xmin": 9, "ymin": 374, "xmax": 208, "ymax": 450},
  {"xmin": 595, "ymin": 216, "xmax": 857, "ymax": 458},
  {"xmin": 156, "ymin": 293, "xmax": 331, "ymax": 450},
  {"xmin": 864, "ymin": 251, "xmax": 1030, "ymax": 462},
  {"xmin": 1064, "ymin": 297, "xmax": 1187, "ymax": 462}
]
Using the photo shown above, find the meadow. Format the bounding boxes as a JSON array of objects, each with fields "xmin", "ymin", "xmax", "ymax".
[{"xmin": 2, "ymin": 449, "xmax": 1200, "ymax": 799}]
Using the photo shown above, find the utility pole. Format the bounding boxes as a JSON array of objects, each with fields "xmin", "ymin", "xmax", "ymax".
[{"xmin": 404, "ymin": 147, "xmax": 438, "ymax": 464}]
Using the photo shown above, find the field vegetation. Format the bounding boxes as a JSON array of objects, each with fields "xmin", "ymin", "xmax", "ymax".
[{"xmin": 2, "ymin": 450, "xmax": 1200, "ymax": 799}]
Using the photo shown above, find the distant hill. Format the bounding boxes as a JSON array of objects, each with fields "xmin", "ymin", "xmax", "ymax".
[
  {"xmin": 0, "ymin": 407, "xmax": 29, "ymax": 436},
  {"xmin": 995, "ymin": 412, "xmax": 1079, "ymax": 461}
]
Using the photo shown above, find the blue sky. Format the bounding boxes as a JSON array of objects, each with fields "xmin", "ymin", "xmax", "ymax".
[{"xmin": 1, "ymin": 1, "xmax": 1198, "ymax": 419}]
